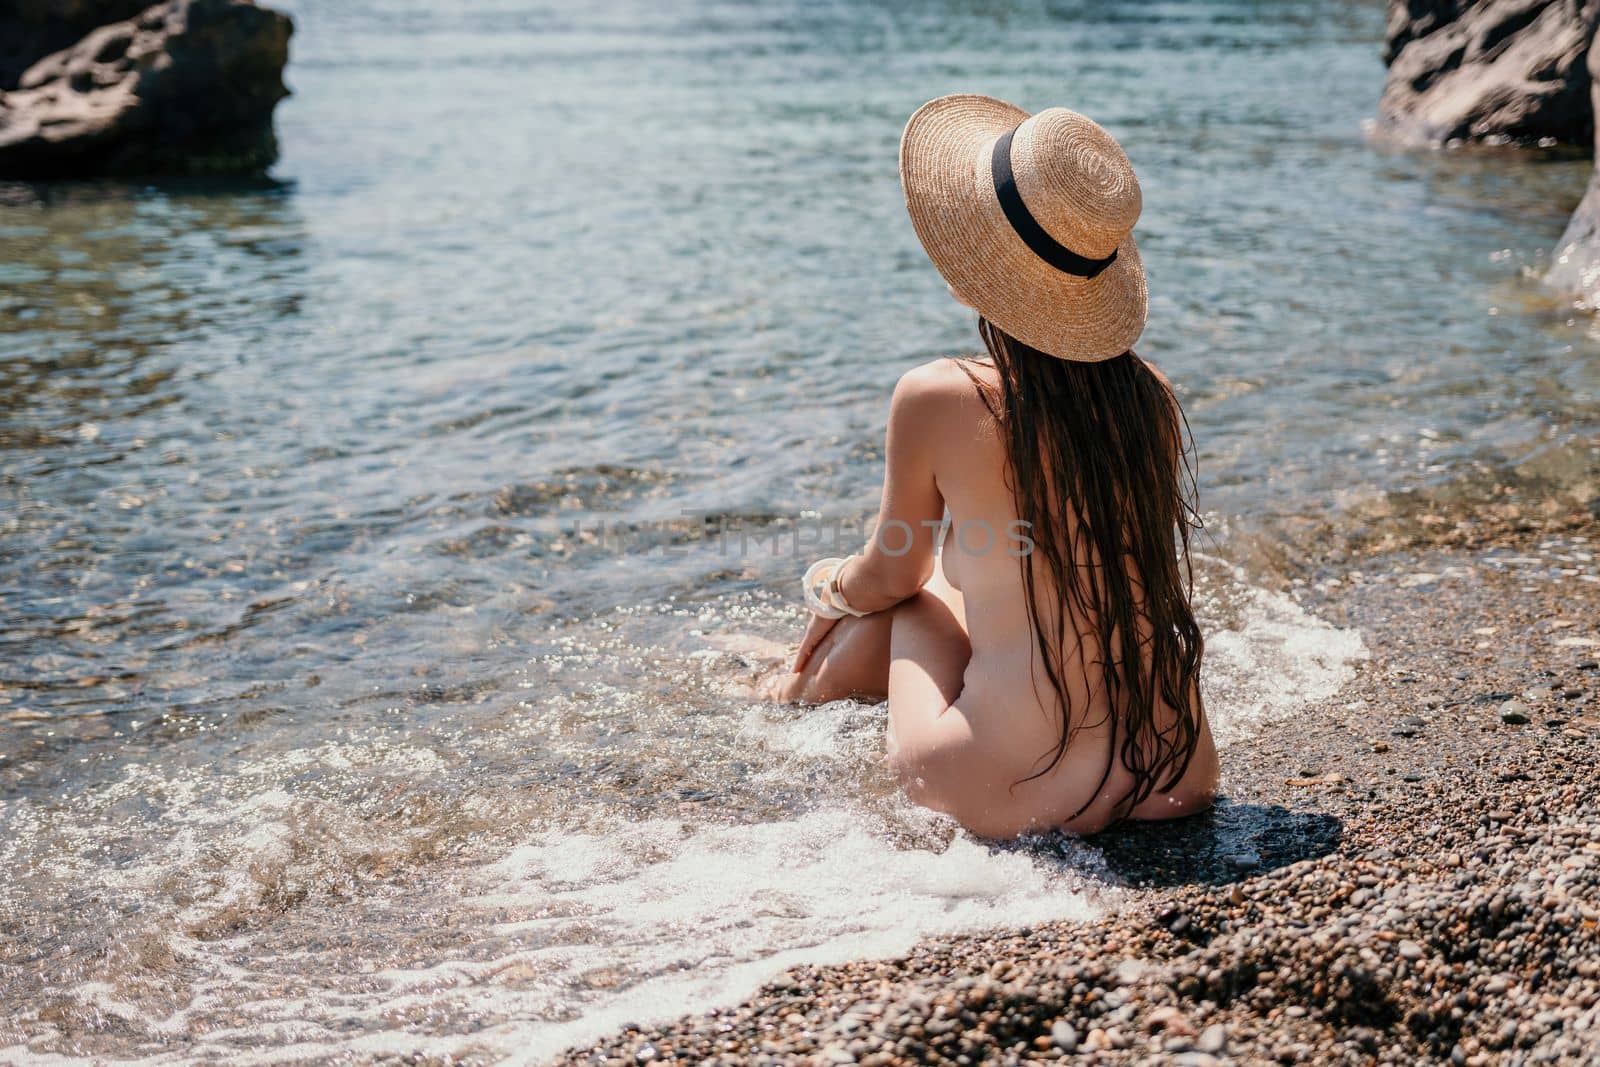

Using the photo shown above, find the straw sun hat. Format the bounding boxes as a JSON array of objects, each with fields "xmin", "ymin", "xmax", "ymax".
[{"xmin": 899, "ymin": 93, "xmax": 1147, "ymax": 362}]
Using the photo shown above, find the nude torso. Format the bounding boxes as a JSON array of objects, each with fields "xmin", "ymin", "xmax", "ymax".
[{"xmin": 908, "ymin": 357, "xmax": 1219, "ymax": 836}]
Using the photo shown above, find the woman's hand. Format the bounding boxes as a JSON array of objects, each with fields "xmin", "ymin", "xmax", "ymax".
[{"xmin": 793, "ymin": 612, "xmax": 840, "ymax": 674}]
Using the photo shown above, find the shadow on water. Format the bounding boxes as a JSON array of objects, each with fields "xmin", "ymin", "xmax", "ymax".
[{"xmin": 1089, "ymin": 796, "xmax": 1344, "ymax": 888}]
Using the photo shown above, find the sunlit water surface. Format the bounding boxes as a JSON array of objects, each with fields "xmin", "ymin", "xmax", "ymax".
[{"xmin": 1, "ymin": 0, "xmax": 1596, "ymax": 1061}]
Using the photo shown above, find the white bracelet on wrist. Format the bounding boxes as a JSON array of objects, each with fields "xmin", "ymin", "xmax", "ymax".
[{"xmin": 801, "ymin": 555, "xmax": 869, "ymax": 619}]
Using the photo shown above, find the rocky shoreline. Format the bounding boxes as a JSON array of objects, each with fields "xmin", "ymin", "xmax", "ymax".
[{"xmin": 560, "ymin": 507, "xmax": 1600, "ymax": 1066}]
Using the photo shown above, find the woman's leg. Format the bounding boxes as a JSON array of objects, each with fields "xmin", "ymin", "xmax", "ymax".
[
  {"xmin": 757, "ymin": 609, "xmax": 896, "ymax": 704},
  {"xmin": 886, "ymin": 593, "xmax": 970, "ymax": 711},
  {"xmin": 760, "ymin": 564, "xmax": 968, "ymax": 706},
  {"xmin": 884, "ymin": 588, "xmax": 973, "ymax": 769},
  {"xmin": 884, "ymin": 588, "xmax": 1037, "ymax": 838}
]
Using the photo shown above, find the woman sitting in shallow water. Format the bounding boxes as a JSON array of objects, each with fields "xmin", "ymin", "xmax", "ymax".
[{"xmin": 760, "ymin": 94, "xmax": 1219, "ymax": 838}]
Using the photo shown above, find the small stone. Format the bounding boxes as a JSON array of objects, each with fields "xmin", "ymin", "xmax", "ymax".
[
  {"xmin": 1173, "ymin": 1055, "xmax": 1222, "ymax": 1067},
  {"xmin": 1083, "ymin": 1027, "xmax": 1110, "ymax": 1052},
  {"xmin": 1500, "ymin": 700, "xmax": 1532, "ymax": 725},
  {"xmin": 1371, "ymin": 740, "xmax": 1390, "ymax": 753},
  {"xmin": 1393, "ymin": 715, "xmax": 1427, "ymax": 737},
  {"xmin": 820, "ymin": 1045, "xmax": 856, "ymax": 1065},
  {"xmin": 634, "ymin": 1045, "xmax": 658, "ymax": 1063},
  {"xmin": 1050, "ymin": 1021, "xmax": 1078, "ymax": 1052},
  {"xmin": 1227, "ymin": 852, "xmax": 1262, "ymax": 870},
  {"xmin": 1398, "ymin": 940, "xmax": 1425, "ymax": 961},
  {"xmin": 1197, "ymin": 1024, "xmax": 1228, "ymax": 1054},
  {"xmin": 1115, "ymin": 958, "xmax": 1148, "ymax": 985}
]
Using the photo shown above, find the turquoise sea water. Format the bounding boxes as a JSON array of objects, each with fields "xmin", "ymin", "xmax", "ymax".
[{"xmin": 1, "ymin": 1, "xmax": 1596, "ymax": 1060}]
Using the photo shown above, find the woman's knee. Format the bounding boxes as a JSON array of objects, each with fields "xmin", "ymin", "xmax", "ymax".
[
  {"xmin": 887, "ymin": 591, "xmax": 970, "ymax": 716},
  {"xmin": 891, "ymin": 589, "xmax": 969, "ymax": 647}
]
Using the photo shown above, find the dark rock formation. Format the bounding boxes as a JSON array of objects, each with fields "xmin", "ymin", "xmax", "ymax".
[
  {"xmin": 1546, "ymin": 39, "xmax": 1600, "ymax": 303},
  {"xmin": 1379, "ymin": 0, "xmax": 1599, "ymax": 147},
  {"xmin": 0, "ymin": 0, "xmax": 293, "ymax": 178},
  {"xmin": 0, "ymin": 1, "xmax": 154, "ymax": 90},
  {"xmin": 1382, "ymin": 2, "xmax": 1600, "ymax": 305}
]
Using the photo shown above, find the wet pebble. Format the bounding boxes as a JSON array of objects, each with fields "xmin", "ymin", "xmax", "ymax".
[{"xmin": 1500, "ymin": 700, "xmax": 1532, "ymax": 725}]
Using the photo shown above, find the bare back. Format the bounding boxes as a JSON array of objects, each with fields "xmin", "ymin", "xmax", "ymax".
[{"xmin": 880, "ymin": 356, "xmax": 1219, "ymax": 837}]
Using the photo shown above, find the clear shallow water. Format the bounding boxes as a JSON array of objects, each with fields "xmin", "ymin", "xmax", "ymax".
[{"xmin": 0, "ymin": 0, "xmax": 1592, "ymax": 1060}]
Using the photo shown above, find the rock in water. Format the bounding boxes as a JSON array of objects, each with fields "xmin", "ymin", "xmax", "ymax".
[
  {"xmin": 0, "ymin": 0, "xmax": 293, "ymax": 178},
  {"xmin": 1384, "ymin": 2, "xmax": 1600, "ymax": 308},
  {"xmin": 1378, "ymin": 0, "xmax": 1598, "ymax": 147},
  {"xmin": 0, "ymin": 1, "xmax": 155, "ymax": 90},
  {"xmin": 1548, "ymin": 38, "xmax": 1600, "ymax": 303}
]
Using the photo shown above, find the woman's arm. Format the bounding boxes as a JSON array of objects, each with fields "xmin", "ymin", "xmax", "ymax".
[
  {"xmin": 836, "ymin": 362, "xmax": 949, "ymax": 613},
  {"xmin": 789, "ymin": 361, "xmax": 954, "ymax": 673}
]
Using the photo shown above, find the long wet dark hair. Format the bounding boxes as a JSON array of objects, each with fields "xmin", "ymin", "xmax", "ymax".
[{"xmin": 959, "ymin": 318, "xmax": 1205, "ymax": 820}]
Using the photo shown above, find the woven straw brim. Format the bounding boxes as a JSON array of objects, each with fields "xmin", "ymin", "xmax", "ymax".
[{"xmin": 899, "ymin": 95, "xmax": 1148, "ymax": 362}]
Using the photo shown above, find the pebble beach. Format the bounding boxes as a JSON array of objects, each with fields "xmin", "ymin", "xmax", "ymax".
[
  {"xmin": 7, "ymin": 2, "xmax": 1600, "ymax": 1061},
  {"xmin": 563, "ymin": 502, "xmax": 1600, "ymax": 1067}
]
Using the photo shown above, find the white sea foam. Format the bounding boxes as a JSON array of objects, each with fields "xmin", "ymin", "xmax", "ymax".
[
  {"xmin": 465, "ymin": 809, "xmax": 1104, "ymax": 1063},
  {"xmin": 1196, "ymin": 560, "xmax": 1370, "ymax": 747}
]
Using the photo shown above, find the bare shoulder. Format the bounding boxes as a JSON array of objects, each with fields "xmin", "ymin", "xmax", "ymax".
[
  {"xmin": 888, "ymin": 358, "xmax": 997, "ymax": 458},
  {"xmin": 893, "ymin": 357, "xmax": 994, "ymax": 412}
]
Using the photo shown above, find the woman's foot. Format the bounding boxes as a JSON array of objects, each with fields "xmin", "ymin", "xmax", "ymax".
[
  {"xmin": 756, "ymin": 669, "xmax": 803, "ymax": 703},
  {"xmin": 699, "ymin": 632, "xmax": 794, "ymax": 700}
]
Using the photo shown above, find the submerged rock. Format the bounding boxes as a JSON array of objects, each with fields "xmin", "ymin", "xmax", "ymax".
[
  {"xmin": 0, "ymin": 0, "xmax": 293, "ymax": 178},
  {"xmin": 1378, "ymin": 0, "xmax": 1599, "ymax": 147}
]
